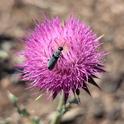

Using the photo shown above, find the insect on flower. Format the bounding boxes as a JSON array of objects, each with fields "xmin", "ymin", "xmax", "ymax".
[
  {"xmin": 48, "ymin": 46, "xmax": 63, "ymax": 70},
  {"xmin": 48, "ymin": 41, "xmax": 66, "ymax": 70},
  {"xmin": 19, "ymin": 16, "xmax": 106, "ymax": 102}
]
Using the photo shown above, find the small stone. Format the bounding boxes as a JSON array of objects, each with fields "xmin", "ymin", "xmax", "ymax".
[
  {"xmin": 1, "ymin": 41, "xmax": 12, "ymax": 52},
  {"xmin": 102, "ymin": 73, "xmax": 124, "ymax": 93},
  {"xmin": 107, "ymin": 107, "xmax": 121, "ymax": 120},
  {"xmin": 0, "ymin": 50, "xmax": 9, "ymax": 60},
  {"xmin": 91, "ymin": 99, "xmax": 105, "ymax": 119}
]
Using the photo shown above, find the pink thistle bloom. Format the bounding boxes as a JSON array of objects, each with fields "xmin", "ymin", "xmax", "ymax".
[{"xmin": 19, "ymin": 16, "xmax": 105, "ymax": 102}]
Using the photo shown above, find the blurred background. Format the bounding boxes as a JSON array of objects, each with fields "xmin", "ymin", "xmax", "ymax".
[{"xmin": 0, "ymin": 0, "xmax": 124, "ymax": 124}]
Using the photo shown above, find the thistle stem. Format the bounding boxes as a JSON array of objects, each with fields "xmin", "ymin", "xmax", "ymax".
[{"xmin": 51, "ymin": 92, "xmax": 65, "ymax": 124}]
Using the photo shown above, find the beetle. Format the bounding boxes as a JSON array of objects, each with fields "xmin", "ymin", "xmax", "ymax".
[{"xmin": 48, "ymin": 46, "xmax": 63, "ymax": 70}]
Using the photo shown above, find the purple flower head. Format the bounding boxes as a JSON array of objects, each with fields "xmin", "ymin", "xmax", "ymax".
[{"xmin": 20, "ymin": 16, "xmax": 105, "ymax": 102}]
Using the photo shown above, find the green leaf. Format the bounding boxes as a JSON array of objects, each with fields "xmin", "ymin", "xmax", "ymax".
[
  {"xmin": 31, "ymin": 117, "xmax": 42, "ymax": 124},
  {"xmin": 20, "ymin": 108, "xmax": 30, "ymax": 117},
  {"xmin": 7, "ymin": 91, "xmax": 18, "ymax": 104}
]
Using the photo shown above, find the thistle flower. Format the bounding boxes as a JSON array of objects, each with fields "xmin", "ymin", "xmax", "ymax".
[{"xmin": 19, "ymin": 16, "xmax": 105, "ymax": 102}]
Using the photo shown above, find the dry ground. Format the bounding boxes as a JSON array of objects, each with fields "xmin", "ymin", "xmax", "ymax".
[{"xmin": 0, "ymin": 0, "xmax": 124, "ymax": 124}]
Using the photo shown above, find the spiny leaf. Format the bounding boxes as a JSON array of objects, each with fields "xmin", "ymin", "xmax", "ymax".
[
  {"xmin": 82, "ymin": 83, "xmax": 91, "ymax": 96},
  {"xmin": 95, "ymin": 66, "xmax": 105, "ymax": 72},
  {"xmin": 52, "ymin": 91, "xmax": 58, "ymax": 100},
  {"xmin": 35, "ymin": 94, "xmax": 43, "ymax": 101},
  {"xmin": 76, "ymin": 89, "xmax": 80, "ymax": 95},
  {"xmin": 91, "ymin": 74, "xmax": 99, "ymax": 78},
  {"xmin": 64, "ymin": 93, "xmax": 69, "ymax": 104},
  {"xmin": 88, "ymin": 77, "xmax": 101, "ymax": 89},
  {"xmin": 69, "ymin": 98, "xmax": 80, "ymax": 104}
]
